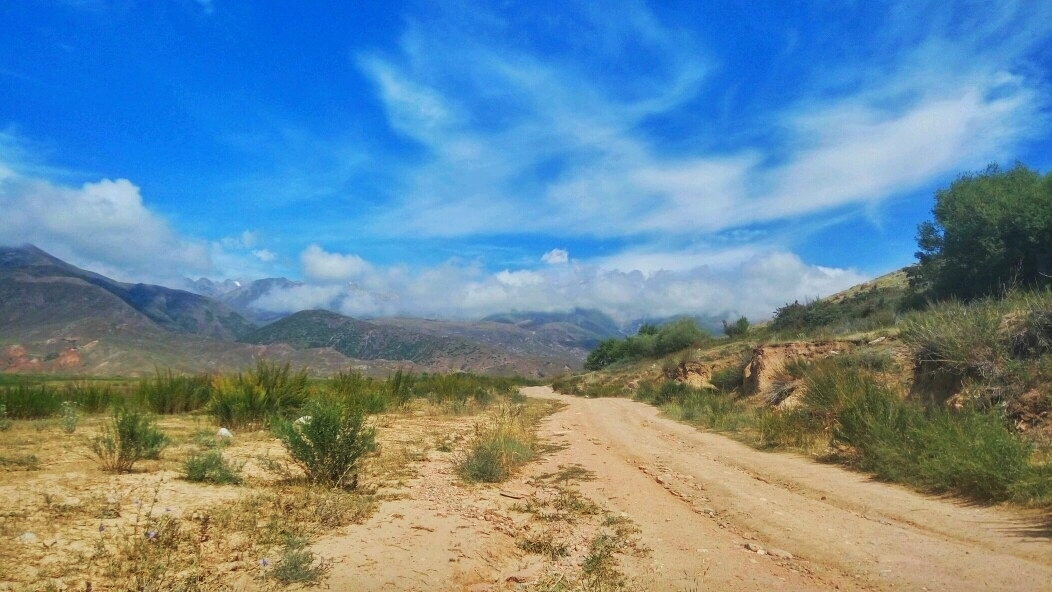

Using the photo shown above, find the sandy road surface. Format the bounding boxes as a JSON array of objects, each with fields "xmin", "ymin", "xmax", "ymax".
[
  {"xmin": 523, "ymin": 386, "xmax": 1052, "ymax": 591},
  {"xmin": 316, "ymin": 387, "xmax": 1052, "ymax": 591}
]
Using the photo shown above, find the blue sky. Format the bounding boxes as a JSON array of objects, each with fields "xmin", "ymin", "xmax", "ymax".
[{"xmin": 2, "ymin": 1, "xmax": 1051, "ymax": 322}]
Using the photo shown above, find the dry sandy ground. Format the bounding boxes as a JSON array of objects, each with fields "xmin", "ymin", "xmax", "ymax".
[
  {"xmin": 317, "ymin": 386, "xmax": 1052, "ymax": 591},
  {"xmin": 4, "ymin": 389, "xmax": 1052, "ymax": 591}
]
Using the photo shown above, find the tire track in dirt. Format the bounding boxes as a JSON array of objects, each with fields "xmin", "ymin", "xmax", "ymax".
[{"xmin": 525, "ymin": 386, "xmax": 1052, "ymax": 591}]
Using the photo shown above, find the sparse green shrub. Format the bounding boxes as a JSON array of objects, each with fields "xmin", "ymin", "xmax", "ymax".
[
  {"xmin": 272, "ymin": 398, "xmax": 377, "ymax": 489},
  {"xmin": 90, "ymin": 407, "xmax": 169, "ymax": 473},
  {"xmin": 60, "ymin": 400, "xmax": 79, "ymax": 433},
  {"xmin": 518, "ymin": 528, "xmax": 569, "ymax": 560},
  {"xmin": 184, "ymin": 450, "xmax": 243, "ymax": 485},
  {"xmin": 208, "ymin": 361, "xmax": 309, "ymax": 429},
  {"xmin": 0, "ymin": 453, "xmax": 39, "ymax": 470},
  {"xmin": 269, "ymin": 535, "xmax": 329, "ymax": 585}
]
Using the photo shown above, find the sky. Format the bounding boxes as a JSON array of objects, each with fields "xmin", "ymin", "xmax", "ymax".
[{"xmin": 2, "ymin": 1, "xmax": 1051, "ymax": 324}]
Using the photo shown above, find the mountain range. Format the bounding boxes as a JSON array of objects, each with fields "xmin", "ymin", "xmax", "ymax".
[{"xmin": 0, "ymin": 245, "xmax": 624, "ymax": 377}]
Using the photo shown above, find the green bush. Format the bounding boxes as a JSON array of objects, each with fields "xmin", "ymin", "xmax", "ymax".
[
  {"xmin": 272, "ymin": 398, "xmax": 377, "ymax": 490},
  {"xmin": 90, "ymin": 407, "xmax": 169, "ymax": 473},
  {"xmin": 722, "ymin": 316, "xmax": 750, "ymax": 338},
  {"xmin": 769, "ymin": 284, "xmax": 906, "ymax": 337},
  {"xmin": 834, "ymin": 383, "xmax": 1041, "ymax": 502},
  {"xmin": 208, "ymin": 361, "xmax": 309, "ymax": 429},
  {"xmin": 184, "ymin": 450, "xmax": 242, "ymax": 485}
]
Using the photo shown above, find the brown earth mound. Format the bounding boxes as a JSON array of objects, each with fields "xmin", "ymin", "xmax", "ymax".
[{"xmin": 742, "ymin": 341, "xmax": 855, "ymax": 396}]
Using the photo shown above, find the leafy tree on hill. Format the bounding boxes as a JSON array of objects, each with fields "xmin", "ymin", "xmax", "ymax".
[{"xmin": 909, "ymin": 163, "xmax": 1052, "ymax": 301}]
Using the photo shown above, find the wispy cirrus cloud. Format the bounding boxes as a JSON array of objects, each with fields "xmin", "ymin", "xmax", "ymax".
[{"xmin": 357, "ymin": 0, "xmax": 1048, "ymax": 253}]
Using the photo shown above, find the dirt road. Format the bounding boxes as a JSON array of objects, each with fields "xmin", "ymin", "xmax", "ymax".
[
  {"xmin": 318, "ymin": 387, "xmax": 1052, "ymax": 591},
  {"xmin": 521, "ymin": 386, "xmax": 1052, "ymax": 591}
]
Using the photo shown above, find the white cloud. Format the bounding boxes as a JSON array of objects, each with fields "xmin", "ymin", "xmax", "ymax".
[
  {"xmin": 300, "ymin": 244, "xmax": 372, "ymax": 283},
  {"xmin": 541, "ymin": 249, "xmax": 569, "ymax": 265},
  {"xmin": 248, "ymin": 248, "xmax": 864, "ymax": 324},
  {"xmin": 252, "ymin": 249, "xmax": 276, "ymax": 262},
  {"xmin": 0, "ymin": 173, "xmax": 211, "ymax": 282}
]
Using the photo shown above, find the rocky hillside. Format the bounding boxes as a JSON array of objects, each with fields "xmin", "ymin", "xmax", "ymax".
[{"xmin": 1, "ymin": 245, "xmax": 254, "ymax": 341}]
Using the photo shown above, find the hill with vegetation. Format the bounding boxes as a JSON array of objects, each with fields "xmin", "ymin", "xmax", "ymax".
[
  {"xmin": 560, "ymin": 163, "xmax": 1052, "ymax": 507},
  {"xmin": 0, "ymin": 246, "xmax": 587, "ymax": 377}
]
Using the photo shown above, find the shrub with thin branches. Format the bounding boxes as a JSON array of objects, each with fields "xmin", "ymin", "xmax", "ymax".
[
  {"xmin": 90, "ymin": 407, "xmax": 169, "ymax": 473},
  {"xmin": 272, "ymin": 398, "xmax": 376, "ymax": 489}
]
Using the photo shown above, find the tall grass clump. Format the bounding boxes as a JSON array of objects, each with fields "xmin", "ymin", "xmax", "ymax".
[
  {"xmin": 272, "ymin": 398, "xmax": 377, "ymax": 490},
  {"xmin": 456, "ymin": 404, "xmax": 537, "ymax": 483},
  {"xmin": 386, "ymin": 368, "xmax": 416, "ymax": 408},
  {"xmin": 90, "ymin": 407, "xmax": 169, "ymax": 473},
  {"xmin": 901, "ymin": 292, "xmax": 1052, "ymax": 410},
  {"xmin": 901, "ymin": 299, "xmax": 1007, "ymax": 382},
  {"xmin": 328, "ymin": 370, "xmax": 389, "ymax": 414},
  {"xmin": 208, "ymin": 361, "xmax": 309, "ymax": 429},
  {"xmin": 668, "ymin": 391, "xmax": 751, "ymax": 432},
  {"xmin": 759, "ymin": 356, "xmax": 1052, "ymax": 503},
  {"xmin": 0, "ymin": 383, "xmax": 66, "ymax": 418},
  {"xmin": 0, "ymin": 382, "xmax": 124, "ymax": 418},
  {"xmin": 137, "ymin": 369, "xmax": 213, "ymax": 414}
]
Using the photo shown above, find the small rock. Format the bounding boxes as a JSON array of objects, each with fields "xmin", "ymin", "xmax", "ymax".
[
  {"xmin": 216, "ymin": 427, "xmax": 233, "ymax": 439},
  {"xmin": 744, "ymin": 542, "xmax": 765, "ymax": 553},
  {"xmin": 655, "ymin": 475, "xmax": 667, "ymax": 485},
  {"xmin": 769, "ymin": 548, "xmax": 794, "ymax": 560},
  {"xmin": 17, "ymin": 532, "xmax": 39, "ymax": 544}
]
